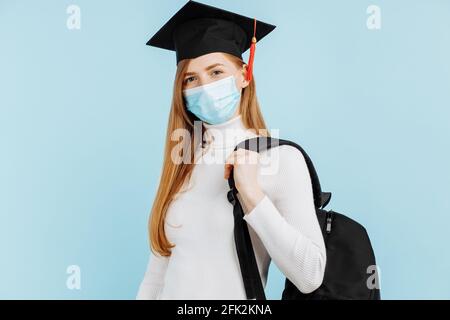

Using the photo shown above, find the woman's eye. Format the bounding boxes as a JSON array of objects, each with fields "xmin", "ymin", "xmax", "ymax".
[
  {"xmin": 184, "ymin": 76, "xmax": 196, "ymax": 84},
  {"xmin": 212, "ymin": 70, "xmax": 223, "ymax": 76}
]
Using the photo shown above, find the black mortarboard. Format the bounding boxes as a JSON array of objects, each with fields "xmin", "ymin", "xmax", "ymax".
[{"xmin": 146, "ymin": 0, "xmax": 276, "ymax": 81}]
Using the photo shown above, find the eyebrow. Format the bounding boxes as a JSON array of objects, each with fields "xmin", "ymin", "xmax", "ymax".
[{"xmin": 184, "ymin": 63, "xmax": 225, "ymax": 77}]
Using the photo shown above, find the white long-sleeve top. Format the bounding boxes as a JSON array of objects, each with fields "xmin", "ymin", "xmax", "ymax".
[{"xmin": 136, "ymin": 114, "xmax": 326, "ymax": 300}]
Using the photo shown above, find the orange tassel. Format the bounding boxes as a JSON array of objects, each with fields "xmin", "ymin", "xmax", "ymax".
[{"xmin": 246, "ymin": 18, "xmax": 257, "ymax": 82}]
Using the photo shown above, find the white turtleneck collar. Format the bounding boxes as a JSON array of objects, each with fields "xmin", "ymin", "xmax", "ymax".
[{"xmin": 202, "ymin": 114, "xmax": 257, "ymax": 150}]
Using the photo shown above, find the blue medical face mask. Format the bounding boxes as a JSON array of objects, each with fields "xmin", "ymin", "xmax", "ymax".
[{"xmin": 183, "ymin": 75, "xmax": 241, "ymax": 125}]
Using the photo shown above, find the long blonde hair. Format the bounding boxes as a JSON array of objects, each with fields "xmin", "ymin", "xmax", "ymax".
[{"xmin": 149, "ymin": 53, "xmax": 269, "ymax": 257}]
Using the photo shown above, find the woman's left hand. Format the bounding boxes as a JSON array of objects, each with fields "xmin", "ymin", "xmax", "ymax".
[{"xmin": 224, "ymin": 148, "xmax": 265, "ymax": 213}]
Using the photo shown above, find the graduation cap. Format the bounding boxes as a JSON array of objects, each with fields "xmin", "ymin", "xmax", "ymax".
[{"xmin": 146, "ymin": 0, "xmax": 276, "ymax": 82}]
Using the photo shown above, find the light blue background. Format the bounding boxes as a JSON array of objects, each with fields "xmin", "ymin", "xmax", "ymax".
[{"xmin": 1, "ymin": 0, "xmax": 449, "ymax": 299}]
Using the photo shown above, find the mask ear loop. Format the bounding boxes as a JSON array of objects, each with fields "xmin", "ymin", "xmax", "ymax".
[{"xmin": 245, "ymin": 18, "xmax": 257, "ymax": 82}]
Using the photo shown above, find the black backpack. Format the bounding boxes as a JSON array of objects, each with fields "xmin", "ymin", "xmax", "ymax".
[{"xmin": 226, "ymin": 136, "xmax": 381, "ymax": 300}]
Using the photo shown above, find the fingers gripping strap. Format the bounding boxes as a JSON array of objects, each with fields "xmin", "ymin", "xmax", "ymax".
[{"xmin": 227, "ymin": 137, "xmax": 323, "ymax": 208}]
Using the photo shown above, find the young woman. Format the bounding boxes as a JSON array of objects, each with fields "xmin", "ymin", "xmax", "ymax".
[{"xmin": 136, "ymin": 1, "xmax": 326, "ymax": 300}]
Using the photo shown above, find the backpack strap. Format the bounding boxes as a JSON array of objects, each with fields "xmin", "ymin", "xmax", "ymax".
[
  {"xmin": 228, "ymin": 136, "xmax": 328, "ymax": 208},
  {"xmin": 227, "ymin": 187, "xmax": 266, "ymax": 300},
  {"xmin": 226, "ymin": 136, "xmax": 330, "ymax": 300}
]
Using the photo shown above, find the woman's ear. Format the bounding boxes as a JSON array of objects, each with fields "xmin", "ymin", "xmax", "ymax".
[{"xmin": 240, "ymin": 64, "xmax": 250, "ymax": 88}]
